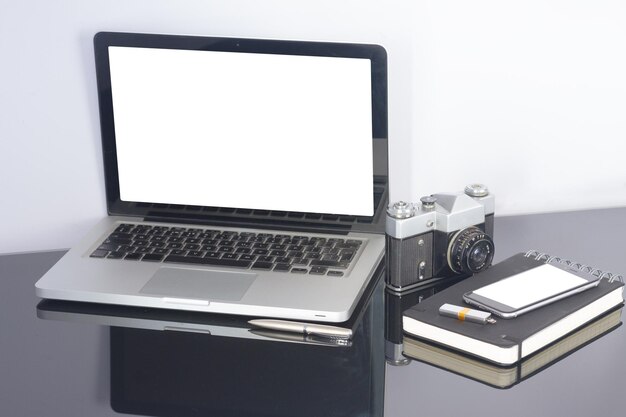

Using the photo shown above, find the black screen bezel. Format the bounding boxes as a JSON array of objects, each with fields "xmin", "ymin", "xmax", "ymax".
[{"xmin": 94, "ymin": 31, "xmax": 388, "ymax": 234}]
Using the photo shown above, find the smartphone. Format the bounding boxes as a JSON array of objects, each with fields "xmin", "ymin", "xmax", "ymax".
[{"xmin": 462, "ymin": 263, "xmax": 601, "ymax": 318}]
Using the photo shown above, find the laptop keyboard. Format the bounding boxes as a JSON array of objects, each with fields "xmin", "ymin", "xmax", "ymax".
[{"xmin": 89, "ymin": 223, "xmax": 363, "ymax": 277}]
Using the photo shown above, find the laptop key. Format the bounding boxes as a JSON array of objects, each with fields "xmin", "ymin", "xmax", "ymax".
[
  {"xmin": 124, "ymin": 253, "xmax": 143, "ymax": 261},
  {"xmin": 133, "ymin": 247, "xmax": 152, "ymax": 254},
  {"xmin": 106, "ymin": 237, "xmax": 132, "ymax": 245},
  {"xmin": 337, "ymin": 241, "xmax": 361, "ymax": 249},
  {"xmin": 309, "ymin": 266, "xmax": 328, "ymax": 275},
  {"xmin": 109, "ymin": 232, "xmax": 133, "ymax": 240},
  {"xmin": 98, "ymin": 243, "xmax": 119, "ymax": 251},
  {"xmin": 292, "ymin": 258, "xmax": 309, "ymax": 266},
  {"xmin": 291, "ymin": 268, "xmax": 308, "ymax": 274},
  {"xmin": 327, "ymin": 271, "xmax": 344, "ymax": 277},
  {"xmin": 340, "ymin": 252, "xmax": 355, "ymax": 262},
  {"xmin": 251, "ymin": 261, "xmax": 273, "ymax": 270},
  {"xmin": 142, "ymin": 254, "xmax": 164, "ymax": 262},
  {"xmin": 274, "ymin": 263, "xmax": 291, "ymax": 272},
  {"xmin": 90, "ymin": 249, "xmax": 109, "ymax": 258},
  {"xmin": 309, "ymin": 260, "xmax": 349, "ymax": 269}
]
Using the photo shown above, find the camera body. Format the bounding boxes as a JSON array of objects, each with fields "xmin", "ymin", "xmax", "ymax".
[{"xmin": 385, "ymin": 184, "xmax": 495, "ymax": 292}]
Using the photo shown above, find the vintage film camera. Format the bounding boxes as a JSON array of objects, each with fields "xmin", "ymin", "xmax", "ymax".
[{"xmin": 385, "ymin": 184, "xmax": 495, "ymax": 292}]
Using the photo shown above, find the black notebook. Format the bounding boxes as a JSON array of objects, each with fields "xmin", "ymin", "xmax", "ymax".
[
  {"xmin": 403, "ymin": 252, "xmax": 624, "ymax": 365},
  {"xmin": 403, "ymin": 307, "xmax": 622, "ymax": 388}
]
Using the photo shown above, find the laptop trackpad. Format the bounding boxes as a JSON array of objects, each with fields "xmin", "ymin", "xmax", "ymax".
[{"xmin": 140, "ymin": 267, "xmax": 257, "ymax": 302}]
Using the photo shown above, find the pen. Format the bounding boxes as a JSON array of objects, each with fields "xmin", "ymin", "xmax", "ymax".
[
  {"xmin": 439, "ymin": 303, "xmax": 497, "ymax": 324},
  {"xmin": 248, "ymin": 319, "xmax": 353, "ymax": 340},
  {"xmin": 249, "ymin": 329, "xmax": 352, "ymax": 347}
]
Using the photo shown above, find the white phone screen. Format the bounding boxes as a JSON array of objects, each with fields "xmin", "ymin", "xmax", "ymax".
[{"xmin": 472, "ymin": 264, "xmax": 588, "ymax": 309}]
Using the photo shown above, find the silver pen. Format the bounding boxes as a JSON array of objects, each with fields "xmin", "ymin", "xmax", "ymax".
[{"xmin": 248, "ymin": 319, "xmax": 353, "ymax": 340}]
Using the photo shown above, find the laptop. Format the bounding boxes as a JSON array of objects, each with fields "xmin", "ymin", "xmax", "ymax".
[
  {"xmin": 36, "ymin": 259, "xmax": 384, "ymax": 347},
  {"xmin": 35, "ymin": 31, "xmax": 388, "ymax": 323}
]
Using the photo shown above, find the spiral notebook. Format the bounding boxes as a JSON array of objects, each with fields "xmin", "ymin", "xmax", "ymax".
[{"xmin": 403, "ymin": 251, "xmax": 624, "ymax": 365}]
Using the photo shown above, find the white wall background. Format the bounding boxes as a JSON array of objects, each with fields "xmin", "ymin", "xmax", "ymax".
[{"xmin": 1, "ymin": 0, "xmax": 625, "ymax": 254}]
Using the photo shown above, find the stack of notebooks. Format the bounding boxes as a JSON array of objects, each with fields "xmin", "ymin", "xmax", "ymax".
[{"xmin": 402, "ymin": 252, "xmax": 624, "ymax": 388}]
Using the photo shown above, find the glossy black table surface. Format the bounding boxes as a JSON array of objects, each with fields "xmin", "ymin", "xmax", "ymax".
[{"xmin": 2, "ymin": 208, "xmax": 626, "ymax": 416}]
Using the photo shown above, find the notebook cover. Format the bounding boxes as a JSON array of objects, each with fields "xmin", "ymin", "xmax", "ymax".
[{"xmin": 403, "ymin": 253, "xmax": 624, "ymax": 363}]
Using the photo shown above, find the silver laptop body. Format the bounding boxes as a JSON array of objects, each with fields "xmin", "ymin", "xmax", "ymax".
[{"xmin": 36, "ymin": 32, "xmax": 388, "ymax": 323}]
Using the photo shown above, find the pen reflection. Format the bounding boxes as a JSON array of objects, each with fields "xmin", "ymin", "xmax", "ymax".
[{"xmin": 249, "ymin": 329, "xmax": 353, "ymax": 347}]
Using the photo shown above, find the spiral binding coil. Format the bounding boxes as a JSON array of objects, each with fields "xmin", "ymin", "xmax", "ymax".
[{"xmin": 524, "ymin": 250, "xmax": 624, "ymax": 283}]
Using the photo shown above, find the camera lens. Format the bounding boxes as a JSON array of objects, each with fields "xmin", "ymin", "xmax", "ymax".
[{"xmin": 447, "ymin": 226, "xmax": 495, "ymax": 274}]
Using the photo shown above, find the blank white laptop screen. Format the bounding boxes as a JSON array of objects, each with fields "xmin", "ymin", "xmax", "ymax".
[{"xmin": 108, "ymin": 46, "xmax": 374, "ymax": 216}]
